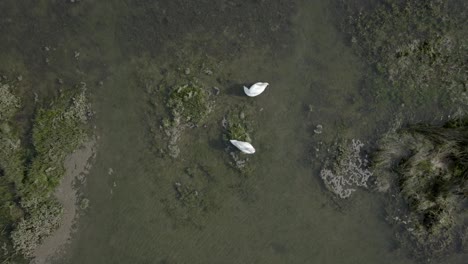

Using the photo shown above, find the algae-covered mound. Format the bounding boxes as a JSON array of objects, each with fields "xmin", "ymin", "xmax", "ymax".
[
  {"xmin": 222, "ymin": 109, "xmax": 251, "ymax": 143},
  {"xmin": 222, "ymin": 108, "xmax": 254, "ymax": 172},
  {"xmin": 161, "ymin": 82, "xmax": 212, "ymax": 158},
  {"xmin": 167, "ymin": 83, "xmax": 210, "ymax": 125},
  {"xmin": 345, "ymin": 0, "xmax": 468, "ymax": 110},
  {"xmin": 141, "ymin": 55, "xmax": 216, "ymax": 159},
  {"xmin": 373, "ymin": 120, "xmax": 468, "ymax": 258}
]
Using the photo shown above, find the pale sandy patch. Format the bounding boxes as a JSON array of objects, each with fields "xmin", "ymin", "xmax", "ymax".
[{"xmin": 32, "ymin": 139, "xmax": 96, "ymax": 264}]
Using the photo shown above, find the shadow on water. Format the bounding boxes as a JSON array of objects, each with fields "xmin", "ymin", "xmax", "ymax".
[
  {"xmin": 207, "ymin": 137, "xmax": 226, "ymax": 153},
  {"xmin": 223, "ymin": 81, "xmax": 248, "ymax": 97}
]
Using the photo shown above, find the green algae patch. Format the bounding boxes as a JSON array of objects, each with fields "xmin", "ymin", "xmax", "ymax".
[
  {"xmin": 223, "ymin": 109, "xmax": 251, "ymax": 143},
  {"xmin": 373, "ymin": 119, "xmax": 468, "ymax": 259}
]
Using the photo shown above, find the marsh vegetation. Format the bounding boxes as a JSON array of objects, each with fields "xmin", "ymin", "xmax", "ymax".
[
  {"xmin": 343, "ymin": 0, "xmax": 468, "ymax": 114},
  {"xmin": 0, "ymin": 82, "xmax": 91, "ymax": 262},
  {"xmin": 1, "ymin": 0, "xmax": 467, "ymax": 263},
  {"xmin": 320, "ymin": 0, "xmax": 468, "ymax": 260}
]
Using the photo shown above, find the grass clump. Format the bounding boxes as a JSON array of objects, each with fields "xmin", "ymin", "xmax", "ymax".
[{"xmin": 373, "ymin": 119, "xmax": 468, "ymax": 259}]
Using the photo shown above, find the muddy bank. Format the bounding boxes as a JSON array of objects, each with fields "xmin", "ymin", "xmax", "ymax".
[{"xmin": 32, "ymin": 139, "xmax": 96, "ymax": 264}]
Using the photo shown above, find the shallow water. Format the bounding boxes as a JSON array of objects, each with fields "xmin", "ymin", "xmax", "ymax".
[{"xmin": 1, "ymin": 0, "xmax": 466, "ymax": 263}]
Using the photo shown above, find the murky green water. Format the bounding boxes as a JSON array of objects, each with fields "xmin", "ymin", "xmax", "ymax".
[{"xmin": 1, "ymin": 0, "xmax": 466, "ymax": 263}]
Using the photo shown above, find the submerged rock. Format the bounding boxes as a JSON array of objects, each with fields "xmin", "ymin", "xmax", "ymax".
[
  {"xmin": 319, "ymin": 139, "xmax": 372, "ymax": 199},
  {"xmin": 313, "ymin": 124, "xmax": 323, "ymax": 134}
]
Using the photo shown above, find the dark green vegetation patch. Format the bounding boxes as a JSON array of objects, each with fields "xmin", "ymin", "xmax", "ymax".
[
  {"xmin": 373, "ymin": 120, "xmax": 468, "ymax": 259},
  {"xmin": 222, "ymin": 108, "xmax": 252, "ymax": 143},
  {"xmin": 0, "ymin": 82, "xmax": 24, "ymax": 261},
  {"xmin": 337, "ymin": 0, "xmax": 468, "ymax": 259},
  {"xmin": 23, "ymin": 90, "xmax": 89, "ymax": 201}
]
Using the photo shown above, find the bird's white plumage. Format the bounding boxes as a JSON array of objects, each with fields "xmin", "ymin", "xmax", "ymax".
[
  {"xmin": 230, "ymin": 140, "xmax": 256, "ymax": 154},
  {"xmin": 243, "ymin": 82, "xmax": 269, "ymax": 97}
]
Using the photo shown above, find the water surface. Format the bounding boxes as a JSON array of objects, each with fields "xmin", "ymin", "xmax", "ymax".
[{"xmin": 1, "ymin": 0, "xmax": 466, "ymax": 263}]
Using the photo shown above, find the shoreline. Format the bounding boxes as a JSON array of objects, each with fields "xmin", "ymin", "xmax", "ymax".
[{"xmin": 32, "ymin": 139, "xmax": 96, "ymax": 264}]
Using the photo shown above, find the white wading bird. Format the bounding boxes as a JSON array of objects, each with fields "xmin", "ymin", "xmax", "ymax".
[
  {"xmin": 230, "ymin": 140, "xmax": 256, "ymax": 154},
  {"xmin": 243, "ymin": 82, "xmax": 269, "ymax": 97}
]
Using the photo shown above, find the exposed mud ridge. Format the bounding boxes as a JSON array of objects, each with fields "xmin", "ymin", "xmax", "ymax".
[{"xmin": 32, "ymin": 139, "xmax": 96, "ymax": 264}]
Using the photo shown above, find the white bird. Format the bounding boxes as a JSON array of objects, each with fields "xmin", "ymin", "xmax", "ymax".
[
  {"xmin": 230, "ymin": 140, "xmax": 256, "ymax": 154},
  {"xmin": 243, "ymin": 82, "xmax": 269, "ymax": 97}
]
